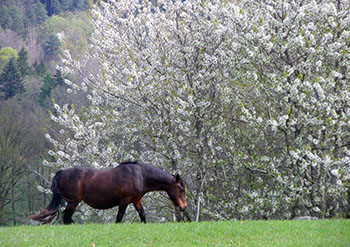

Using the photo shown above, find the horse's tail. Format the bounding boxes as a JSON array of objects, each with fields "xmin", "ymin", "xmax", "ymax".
[{"xmin": 29, "ymin": 170, "xmax": 64, "ymax": 224}]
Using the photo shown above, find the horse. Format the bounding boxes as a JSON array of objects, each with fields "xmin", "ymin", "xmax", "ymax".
[{"xmin": 29, "ymin": 161, "xmax": 187, "ymax": 224}]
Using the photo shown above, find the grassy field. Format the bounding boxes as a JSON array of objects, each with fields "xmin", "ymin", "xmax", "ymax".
[{"xmin": 0, "ymin": 220, "xmax": 349, "ymax": 246}]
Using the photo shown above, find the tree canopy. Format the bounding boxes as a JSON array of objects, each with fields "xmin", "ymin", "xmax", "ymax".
[{"xmin": 44, "ymin": 0, "xmax": 350, "ymax": 222}]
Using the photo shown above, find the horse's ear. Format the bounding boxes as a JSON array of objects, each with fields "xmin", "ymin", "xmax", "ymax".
[{"xmin": 175, "ymin": 173, "xmax": 180, "ymax": 183}]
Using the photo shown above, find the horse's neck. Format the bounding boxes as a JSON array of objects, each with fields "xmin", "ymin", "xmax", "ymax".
[{"xmin": 143, "ymin": 167, "xmax": 174, "ymax": 193}]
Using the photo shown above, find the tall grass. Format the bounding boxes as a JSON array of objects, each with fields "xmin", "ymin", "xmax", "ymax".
[{"xmin": 1, "ymin": 220, "xmax": 349, "ymax": 246}]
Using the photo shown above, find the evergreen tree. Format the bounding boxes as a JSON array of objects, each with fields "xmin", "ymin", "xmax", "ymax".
[
  {"xmin": 0, "ymin": 47, "xmax": 18, "ymax": 71},
  {"xmin": 0, "ymin": 58, "xmax": 25, "ymax": 100},
  {"xmin": 17, "ymin": 48, "xmax": 32, "ymax": 77},
  {"xmin": 44, "ymin": 33, "xmax": 61, "ymax": 57},
  {"xmin": 73, "ymin": 0, "xmax": 91, "ymax": 11},
  {"xmin": 51, "ymin": 0, "xmax": 63, "ymax": 15},
  {"xmin": 33, "ymin": 60, "xmax": 47, "ymax": 76},
  {"xmin": 39, "ymin": 72, "xmax": 56, "ymax": 106},
  {"xmin": 25, "ymin": 1, "xmax": 47, "ymax": 27},
  {"xmin": 0, "ymin": 5, "xmax": 12, "ymax": 30},
  {"xmin": 60, "ymin": 0, "xmax": 73, "ymax": 12},
  {"xmin": 8, "ymin": 4, "xmax": 25, "ymax": 37}
]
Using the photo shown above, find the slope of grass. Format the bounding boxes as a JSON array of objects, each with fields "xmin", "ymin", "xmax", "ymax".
[{"xmin": 0, "ymin": 220, "xmax": 349, "ymax": 246}]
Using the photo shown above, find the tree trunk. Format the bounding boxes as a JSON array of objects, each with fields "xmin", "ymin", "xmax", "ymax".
[
  {"xmin": 195, "ymin": 171, "xmax": 207, "ymax": 222},
  {"xmin": 27, "ymin": 169, "xmax": 32, "ymax": 214},
  {"xmin": 195, "ymin": 194, "xmax": 201, "ymax": 222},
  {"xmin": 41, "ymin": 162, "xmax": 46, "ymax": 205},
  {"xmin": 11, "ymin": 185, "xmax": 16, "ymax": 226}
]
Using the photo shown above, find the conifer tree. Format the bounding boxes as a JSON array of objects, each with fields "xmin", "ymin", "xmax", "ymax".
[
  {"xmin": 17, "ymin": 48, "xmax": 32, "ymax": 77},
  {"xmin": 0, "ymin": 58, "xmax": 24, "ymax": 100},
  {"xmin": 38, "ymin": 72, "xmax": 55, "ymax": 106},
  {"xmin": 33, "ymin": 60, "xmax": 47, "ymax": 76},
  {"xmin": 44, "ymin": 33, "xmax": 61, "ymax": 57}
]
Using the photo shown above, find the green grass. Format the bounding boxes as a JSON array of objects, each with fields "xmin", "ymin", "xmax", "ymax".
[{"xmin": 1, "ymin": 220, "xmax": 349, "ymax": 246}]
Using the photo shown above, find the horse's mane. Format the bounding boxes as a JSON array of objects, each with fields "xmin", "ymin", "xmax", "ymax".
[
  {"xmin": 118, "ymin": 161, "xmax": 173, "ymax": 179},
  {"xmin": 118, "ymin": 161, "xmax": 176, "ymax": 181},
  {"xmin": 119, "ymin": 160, "xmax": 139, "ymax": 165}
]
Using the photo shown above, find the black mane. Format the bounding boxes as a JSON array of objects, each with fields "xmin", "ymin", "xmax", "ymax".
[{"xmin": 119, "ymin": 160, "xmax": 139, "ymax": 165}]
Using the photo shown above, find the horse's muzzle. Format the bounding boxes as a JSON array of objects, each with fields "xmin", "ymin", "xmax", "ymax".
[{"xmin": 177, "ymin": 204, "xmax": 187, "ymax": 212}]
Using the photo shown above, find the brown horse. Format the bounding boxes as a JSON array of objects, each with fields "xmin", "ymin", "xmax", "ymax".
[{"xmin": 29, "ymin": 161, "xmax": 187, "ymax": 224}]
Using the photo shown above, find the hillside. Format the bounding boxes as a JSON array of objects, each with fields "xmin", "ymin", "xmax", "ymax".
[{"xmin": 0, "ymin": 0, "xmax": 93, "ymax": 226}]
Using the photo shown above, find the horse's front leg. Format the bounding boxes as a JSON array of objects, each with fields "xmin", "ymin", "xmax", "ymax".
[
  {"xmin": 116, "ymin": 203, "xmax": 128, "ymax": 223},
  {"xmin": 133, "ymin": 199, "xmax": 146, "ymax": 223}
]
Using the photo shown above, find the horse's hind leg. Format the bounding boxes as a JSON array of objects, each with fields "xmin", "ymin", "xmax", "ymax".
[
  {"xmin": 133, "ymin": 200, "xmax": 146, "ymax": 223},
  {"xmin": 63, "ymin": 201, "xmax": 79, "ymax": 225}
]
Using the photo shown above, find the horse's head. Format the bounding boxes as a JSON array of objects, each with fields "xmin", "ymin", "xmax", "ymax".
[{"xmin": 167, "ymin": 174, "xmax": 187, "ymax": 211}]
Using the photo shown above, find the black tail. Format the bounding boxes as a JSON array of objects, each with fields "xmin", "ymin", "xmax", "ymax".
[
  {"xmin": 29, "ymin": 170, "xmax": 64, "ymax": 224},
  {"xmin": 47, "ymin": 170, "xmax": 63, "ymax": 211}
]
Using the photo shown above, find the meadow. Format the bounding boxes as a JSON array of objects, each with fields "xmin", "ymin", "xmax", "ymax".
[{"xmin": 0, "ymin": 220, "xmax": 349, "ymax": 247}]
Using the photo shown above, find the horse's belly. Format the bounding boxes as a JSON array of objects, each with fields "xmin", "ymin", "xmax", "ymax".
[
  {"xmin": 82, "ymin": 193, "xmax": 120, "ymax": 210},
  {"xmin": 81, "ymin": 183, "xmax": 121, "ymax": 209},
  {"xmin": 80, "ymin": 171, "xmax": 142, "ymax": 209}
]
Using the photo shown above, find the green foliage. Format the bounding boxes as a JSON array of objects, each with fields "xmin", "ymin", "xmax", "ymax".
[
  {"xmin": 38, "ymin": 69, "xmax": 65, "ymax": 107},
  {"xmin": 0, "ymin": 0, "xmax": 91, "ymax": 37},
  {"xmin": 0, "ymin": 220, "xmax": 349, "ymax": 246},
  {"xmin": 0, "ymin": 47, "xmax": 18, "ymax": 71},
  {"xmin": 43, "ymin": 33, "xmax": 61, "ymax": 58},
  {"xmin": 33, "ymin": 60, "xmax": 48, "ymax": 76},
  {"xmin": 39, "ymin": 72, "xmax": 56, "ymax": 106},
  {"xmin": 43, "ymin": 12, "xmax": 93, "ymax": 55},
  {"xmin": 43, "ymin": 0, "xmax": 91, "ymax": 16},
  {"xmin": 0, "ymin": 0, "xmax": 47, "ymax": 36},
  {"xmin": 6, "ymin": 2, "xmax": 25, "ymax": 36},
  {"xmin": 0, "ymin": 47, "xmax": 32, "ymax": 100},
  {"xmin": 17, "ymin": 48, "xmax": 32, "ymax": 77},
  {"xmin": 0, "ymin": 57, "xmax": 24, "ymax": 100},
  {"xmin": 0, "ymin": 5, "xmax": 12, "ymax": 30},
  {"xmin": 25, "ymin": 1, "xmax": 48, "ymax": 27}
]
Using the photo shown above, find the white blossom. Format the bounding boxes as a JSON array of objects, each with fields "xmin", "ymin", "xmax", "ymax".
[{"xmin": 41, "ymin": 0, "xmax": 350, "ymax": 222}]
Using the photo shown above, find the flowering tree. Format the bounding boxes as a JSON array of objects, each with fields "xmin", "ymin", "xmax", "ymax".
[
  {"xmin": 42, "ymin": 0, "xmax": 350, "ymax": 222},
  {"xmin": 208, "ymin": 0, "xmax": 350, "ymax": 219}
]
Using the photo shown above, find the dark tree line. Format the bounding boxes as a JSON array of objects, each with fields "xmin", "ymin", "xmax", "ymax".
[
  {"xmin": 40, "ymin": 0, "xmax": 91, "ymax": 16},
  {"xmin": 39, "ymin": 0, "xmax": 91, "ymax": 16},
  {"xmin": 0, "ymin": 0, "xmax": 91, "ymax": 36},
  {"xmin": 0, "ymin": 0, "xmax": 47, "ymax": 37}
]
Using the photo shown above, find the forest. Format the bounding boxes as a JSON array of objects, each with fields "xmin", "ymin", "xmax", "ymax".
[
  {"xmin": 0, "ymin": 0, "xmax": 92, "ymax": 226},
  {"xmin": 1, "ymin": 0, "xmax": 350, "ymax": 226}
]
